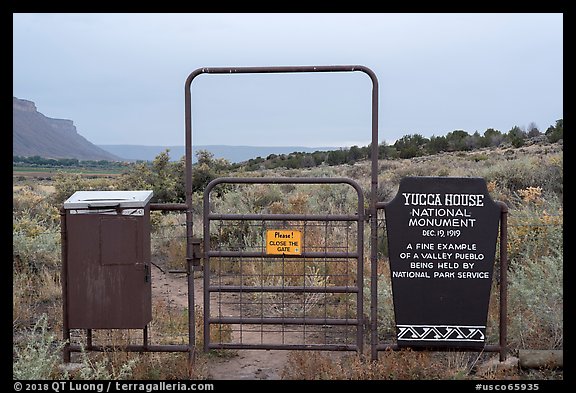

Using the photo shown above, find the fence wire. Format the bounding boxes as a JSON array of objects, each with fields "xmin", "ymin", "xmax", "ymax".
[{"xmin": 206, "ymin": 218, "xmax": 360, "ymax": 349}]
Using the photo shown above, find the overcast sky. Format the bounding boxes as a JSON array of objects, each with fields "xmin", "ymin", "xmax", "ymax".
[{"xmin": 13, "ymin": 13, "xmax": 563, "ymax": 148}]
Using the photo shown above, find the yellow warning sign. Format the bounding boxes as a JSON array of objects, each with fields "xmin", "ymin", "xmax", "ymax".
[{"xmin": 266, "ymin": 230, "xmax": 302, "ymax": 255}]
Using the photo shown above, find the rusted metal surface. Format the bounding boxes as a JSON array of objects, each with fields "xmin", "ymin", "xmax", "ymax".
[
  {"xmin": 498, "ymin": 201, "xmax": 509, "ymax": 362},
  {"xmin": 62, "ymin": 197, "xmax": 191, "ymax": 362},
  {"xmin": 64, "ymin": 204, "xmax": 152, "ymax": 329},
  {"xmin": 60, "ymin": 208, "xmax": 71, "ymax": 362},
  {"xmin": 150, "ymin": 203, "xmax": 187, "ymax": 211},
  {"xmin": 206, "ymin": 250, "xmax": 359, "ymax": 258},
  {"xmin": 67, "ymin": 344, "xmax": 190, "ymax": 353},
  {"xmin": 62, "ymin": 202, "xmax": 197, "ymax": 362},
  {"xmin": 203, "ymin": 177, "xmax": 364, "ymax": 352}
]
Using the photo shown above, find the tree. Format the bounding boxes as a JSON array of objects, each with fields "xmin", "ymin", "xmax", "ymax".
[
  {"xmin": 483, "ymin": 128, "xmax": 504, "ymax": 147},
  {"xmin": 507, "ymin": 126, "xmax": 527, "ymax": 148},
  {"xmin": 311, "ymin": 151, "xmax": 328, "ymax": 166},
  {"xmin": 527, "ymin": 122, "xmax": 541, "ymax": 138},
  {"xmin": 347, "ymin": 145, "xmax": 363, "ymax": 164},
  {"xmin": 150, "ymin": 150, "xmax": 183, "ymax": 203},
  {"xmin": 326, "ymin": 149, "xmax": 347, "ymax": 165},
  {"xmin": 116, "ymin": 162, "xmax": 154, "ymax": 194},
  {"xmin": 545, "ymin": 119, "xmax": 563, "ymax": 143},
  {"xmin": 378, "ymin": 141, "xmax": 398, "ymax": 159},
  {"xmin": 445, "ymin": 130, "xmax": 470, "ymax": 151},
  {"xmin": 192, "ymin": 150, "xmax": 231, "ymax": 194},
  {"xmin": 426, "ymin": 135, "xmax": 448, "ymax": 154},
  {"xmin": 393, "ymin": 134, "xmax": 429, "ymax": 158},
  {"xmin": 300, "ymin": 155, "xmax": 316, "ymax": 168},
  {"xmin": 555, "ymin": 119, "xmax": 563, "ymax": 134},
  {"xmin": 116, "ymin": 149, "xmax": 185, "ymax": 203},
  {"xmin": 464, "ymin": 131, "xmax": 482, "ymax": 150}
]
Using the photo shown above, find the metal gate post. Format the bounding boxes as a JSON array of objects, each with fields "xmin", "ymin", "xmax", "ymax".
[
  {"xmin": 498, "ymin": 202, "xmax": 509, "ymax": 362},
  {"xmin": 367, "ymin": 70, "xmax": 380, "ymax": 362},
  {"xmin": 60, "ymin": 208, "xmax": 71, "ymax": 363}
]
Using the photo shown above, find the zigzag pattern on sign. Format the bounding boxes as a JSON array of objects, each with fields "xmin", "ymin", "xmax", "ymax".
[{"xmin": 397, "ymin": 324, "xmax": 485, "ymax": 342}]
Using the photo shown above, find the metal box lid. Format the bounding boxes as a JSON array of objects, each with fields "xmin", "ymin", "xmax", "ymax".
[{"xmin": 63, "ymin": 190, "xmax": 154, "ymax": 209}]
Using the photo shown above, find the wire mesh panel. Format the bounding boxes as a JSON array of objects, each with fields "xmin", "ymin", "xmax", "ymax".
[{"xmin": 203, "ymin": 178, "xmax": 364, "ymax": 352}]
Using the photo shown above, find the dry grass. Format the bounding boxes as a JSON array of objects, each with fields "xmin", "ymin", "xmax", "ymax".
[
  {"xmin": 282, "ymin": 350, "xmax": 461, "ymax": 380},
  {"xmin": 151, "ymin": 212, "xmax": 187, "ymax": 271},
  {"xmin": 282, "ymin": 349, "xmax": 531, "ymax": 380},
  {"xmin": 12, "ymin": 141, "xmax": 563, "ymax": 380}
]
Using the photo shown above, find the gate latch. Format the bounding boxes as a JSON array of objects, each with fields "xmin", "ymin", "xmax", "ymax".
[{"xmin": 189, "ymin": 237, "xmax": 203, "ymax": 272}]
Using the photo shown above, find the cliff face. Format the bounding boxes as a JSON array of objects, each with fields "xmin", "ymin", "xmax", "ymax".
[
  {"xmin": 13, "ymin": 97, "xmax": 121, "ymax": 161},
  {"xmin": 13, "ymin": 98, "xmax": 37, "ymax": 112}
]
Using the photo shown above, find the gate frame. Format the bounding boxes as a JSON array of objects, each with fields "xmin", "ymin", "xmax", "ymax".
[
  {"xmin": 202, "ymin": 176, "xmax": 365, "ymax": 352},
  {"xmin": 184, "ymin": 65, "xmax": 379, "ymax": 355}
]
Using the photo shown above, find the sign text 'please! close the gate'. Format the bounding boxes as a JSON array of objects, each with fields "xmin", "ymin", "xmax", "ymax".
[{"xmin": 266, "ymin": 230, "xmax": 302, "ymax": 255}]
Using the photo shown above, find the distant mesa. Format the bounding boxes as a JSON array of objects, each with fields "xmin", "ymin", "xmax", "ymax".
[
  {"xmin": 13, "ymin": 96, "xmax": 120, "ymax": 161},
  {"xmin": 13, "ymin": 97, "xmax": 37, "ymax": 113},
  {"xmin": 13, "ymin": 97, "xmax": 337, "ymax": 163}
]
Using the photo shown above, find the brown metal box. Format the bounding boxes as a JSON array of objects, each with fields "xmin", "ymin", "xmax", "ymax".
[{"xmin": 63, "ymin": 191, "xmax": 153, "ymax": 329}]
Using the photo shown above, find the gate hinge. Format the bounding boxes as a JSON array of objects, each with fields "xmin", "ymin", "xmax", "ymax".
[{"xmin": 364, "ymin": 208, "xmax": 372, "ymax": 221}]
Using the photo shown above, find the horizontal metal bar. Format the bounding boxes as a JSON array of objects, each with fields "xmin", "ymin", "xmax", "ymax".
[
  {"xmin": 194, "ymin": 65, "xmax": 371, "ymax": 76},
  {"xmin": 207, "ymin": 213, "xmax": 360, "ymax": 221},
  {"xmin": 207, "ymin": 176, "xmax": 363, "ymax": 185},
  {"xmin": 207, "ymin": 343, "xmax": 358, "ymax": 351},
  {"xmin": 67, "ymin": 344, "xmax": 190, "ymax": 353},
  {"xmin": 205, "ymin": 177, "xmax": 364, "ymax": 208},
  {"xmin": 375, "ymin": 202, "xmax": 387, "ymax": 210},
  {"xmin": 206, "ymin": 250, "xmax": 358, "ymax": 259},
  {"xmin": 150, "ymin": 203, "xmax": 188, "ymax": 211},
  {"xmin": 210, "ymin": 317, "xmax": 359, "ymax": 326},
  {"xmin": 208, "ymin": 285, "xmax": 359, "ymax": 294},
  {"xmin": 375, "ymin": 344, "xmax": 502, "ymax": 352}
]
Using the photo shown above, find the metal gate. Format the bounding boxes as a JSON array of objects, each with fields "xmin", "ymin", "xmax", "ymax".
[{"xmin": 202, "ymin": 177, "xmax": 364, "ymax": 352}]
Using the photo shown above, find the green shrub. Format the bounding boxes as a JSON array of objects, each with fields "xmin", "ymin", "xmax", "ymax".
[
  {"xmin": 52, "ymin": 172, "xmax": 116, "ymax": 205},
  {"xmin": 508, "ymin": 216, "xmax": 563, "ymax": 349},
  {"xmin": 507, "ymin": 192, "xmax": 563, "ymax": 264},
  {"xmin": 369, "ymin": 271, "xmax": 395, "ymax": 340},
  {"xmin": 13, "ymin": 314, "xmax": 65, "ymax": 379},
  {"xmin": 481, "ymin": 154, "xmax": 562, "ymax": 198},
  {"xmin": 74, "ymin": 348, "xmax": 138, "ymax": 380},
  {"xmin": 13, "ymin": 228, "xmax": 60, "ymax": 273}
]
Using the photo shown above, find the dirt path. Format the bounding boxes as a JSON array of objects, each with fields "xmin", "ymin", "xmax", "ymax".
[{"xmin": 151, "ymin": 269, "xmax": 292, "ymax": 380}]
